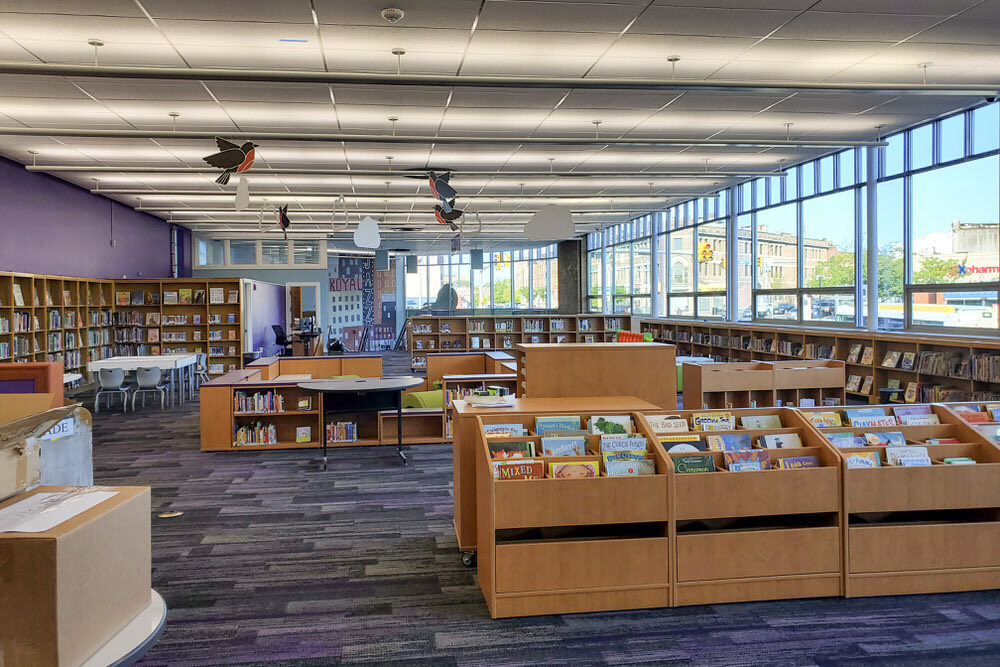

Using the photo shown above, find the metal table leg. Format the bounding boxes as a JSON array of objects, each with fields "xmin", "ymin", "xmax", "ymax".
[{"xmin": 397, "ymin": 390, "xmax": 407, "ymax": 466}]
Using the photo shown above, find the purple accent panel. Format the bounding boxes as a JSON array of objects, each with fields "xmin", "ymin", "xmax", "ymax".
[
  {"xmin": 0, "ymin": 379, "xmax": 36, "ymax": 393},
  {"xmin": 249, "ymin": 281, "xmax": 286, "ymax": 355},
  {"xmin": 0, "ymin": 155, "xmax": 173, "ymax": 279},
  {"xmin": 175, "ymin": 225, "xmax": 193, "ymax": 277}
]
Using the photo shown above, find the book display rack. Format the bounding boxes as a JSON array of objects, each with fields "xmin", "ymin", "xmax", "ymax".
[
  {"xmin": 442, "ymin": 373, "xmax": 518, "ymax": 439},
  {"xmin": 640, "ymin": 408, "xmax": 844, "ymax": 607},
  {"xmin": 0, "ymin": 272, "xmax": 114, "ymax": 374},
  {"xmin": 793, "ymin": 403, "xmax": 1000, "ymax": 598},
  {"xmin": 112, "ymin": 278, "xmax": 243, "ymax": 375},
  {"xmin": 682, "ymin": 360, "xmax": 846, "ymax": 410},
  {"xmin": 638, "ymin": 319, "xmax": 1000, "ymax": 404},
  {"xmin": 514, "ymin": 342, "xmax": 676, "ymax": 410},
  {"xmin": 475, "ymin": 410, "xmax": 671, "ymax": 617},
  {"xmin": 940, "ymin": 401, "xmax": 1000, "ymax": 445},
  {"xmin": 410, "ymin": 315, "xmax": 632, "ymax": 371}
]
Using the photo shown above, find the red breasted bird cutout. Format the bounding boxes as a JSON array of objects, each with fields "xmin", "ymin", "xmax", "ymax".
[
  {"xmin": 203, "ymin": 137, "xmax": 257, "ymax": 185},
  {"xmin": 427, "ymin": 171, "xmax": 458, "ymax": 212},
  {"xmin": 276, "ymin": 205, "xmax": 291, "ymax": 239}
]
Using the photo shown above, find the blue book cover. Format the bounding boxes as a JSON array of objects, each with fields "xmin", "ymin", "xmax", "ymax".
[
  {"xmin": 540, "ymin": 436, "xmax": 586, "ymax": 457},
  {"xmin": 535, "ymin": 416, "xmax": 582, "ymax": 435},
  {"xmin": 705, "ymin": 433, "xmax": 752, "ymax": 452},
  {"xmin": 844, "ymin": 407, "xmax": 888, "ymax": 422},
  {"xmin": 864, "ymin": 431, "xmax": 906, "ymax": 446}
]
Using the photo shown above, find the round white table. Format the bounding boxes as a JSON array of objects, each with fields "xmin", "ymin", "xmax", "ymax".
[{"xmin": 82, "ymin": 589, "xmax": 166, "ymax": 666}]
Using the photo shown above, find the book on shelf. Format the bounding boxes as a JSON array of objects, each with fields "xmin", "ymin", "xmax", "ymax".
[
  {"xmin": 164, "ymin": 291, "xmax": 178, "ymax": 305},
  {"xmin": 881, "ymin": 350, "xmax": 901, "ymax": 368},
  {"xmin": 178, "ymin": 289, "xmax": 192, "ymax": 305},
  {"xmin": 62, "ymin": 289, "xmax": 71, "ymax": 304},
  {"xmin": 860, "ymin": 376, "xmax": 874, "ymax": 395},
  {"xmin": 673, "ymin": 453, "xmax": 717, "ymax": 473},
  {"xmin": 646, "ymin": 415, "xmax": 689, "ymax": 433},
  {"xmin": 725, "ymin": 450, "xmax": 770, "ymax": 471},
  {"xmin": 886, "ymin": 445, "xmax": 931, "ymax": 467},
  {"xmin": 540, "ymin": 436, "xmax": 586, "ymax": 457},
  {"xmin": 146, "ymin": 328, "xmax": 159, "ymax": 343},
  {"xmin": 944, "ymin": 457, "xmax": 976, "ymax": 465},
  {"xmin": 492, "ymin": 459, "xmax": 544, "ymax": 480},
  {"xmin": 804, "ymin": 411, "xmax": 842, "ymax": 427},
  {"xmin": 193, "ymin": 289, "xmax": 205, "ymax": 305},
  {"xmin": 900, "ymin": 414, "xmax": 941, "ymax": 425},
  {"xmin": 961, "ymin": 411, "xmax": 993, "ymax": 423},
  {"xmin": 886, "ymin": 378, "xmax": 902, "ymax": 401},
  {"xmin": 295, "ymin": 426, "xmax": 311, "ymax": 443},
  {"xmin": 705, "ymin": 434, "xmax": 751, "ymax": 452},
  {"xmin": 846, "ymin": 375, "xmax": 862, "ymax": 393},
  {"xmin": 900, "ymin": 351, "xmax": 916, "ymax": 371},
  {"xmin": 488, "ymin": 441, "xmax": 535, "ymax": 459},
  {"xmin": 739, "ymin": 415, "xmax": 782, "ymax": 429},
  {"xmin": 891, "ymin": 405, "xmax": 931, "ymax": 418},
  {"xmin": 904, "ymin": 381, "xmax": 919, "ymax": 403},
  {"xmin": 691, "ymin": 411, "xmax": 735, "ymax": 431},
  {"xmin": 599, "ymin": 435, "xmax": 647, "ymax": 453},
  {"xmin": 483, "ymin": 423, "xmax": 527, "ymax": 437},
  {"xmin": 845, "ymin": 408, "xmax": 897, "ymax": 427},
  {"xmin": 12, "ymin": 284, "xmax": 24, "ymax": 307},
  {"xmin": 326, "ymin": 421, "xmax": 358, "ymax": 443},
  {"xmin": 605, "ymin": 459, "xmax": 655, "ymax": 476},
  {"xmin": 845, "ymin": 452, "xmax": 881, "ymax": 468},
  {"xmin": 549, "ymin": 461, "xmax": 599, "ymax": 478},
  {"xmin": 925, "ymin": 437, "xmax": 961, "ymax": 444},
  {"xmin": 297, "ymin": 397, "xmax": 312, "ymax": 411},
  {"xmin": 760, "ymin": 433, "xmax": 802, "ymax": 449},
  {"xmin": 587, "ymin": 415, "xmax": 633, "ymax": 435},
  {"xmin": 774, "ymin": 456, "xmax": 819, "ymax": 469},
  {"xmin": 234, "ymin": 421, "xmax": 278, "ymax": 446},
  {"xmin": 115, "ymin": 291, "xmax": 129, "ymax": 306},
  {"xmin": 864, "ymin": 431, "xmax": 906, "ymax": 446},
  {"xmin": 659, "ymin": 436, "xmax": 706, "ymax": 453},
  {"xmin": 227, "ymin": 290, "xmax": 238, "ymax": 303},
  {"xmin": 860, "ymin": 346, "xmax": 874, "ymax": 365}
]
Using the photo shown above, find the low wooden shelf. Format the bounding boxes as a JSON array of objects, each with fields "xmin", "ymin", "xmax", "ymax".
[
  {"xmin": 476, "ymin": 410, "xmax": 670, "ymax": 618},
  {"xmin": 793, "ymin": 403, "xmax": 1000, "ymax": 598},
  {"xmin": 682, "ymin": 359, "xmax": 846, "ymax": 410},
  {"xmin": 638, "ymin": 407, "xmax": 844, "ymax": 606}
]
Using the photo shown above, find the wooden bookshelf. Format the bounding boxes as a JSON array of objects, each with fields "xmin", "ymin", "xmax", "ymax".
[
  {"xmin": 793, "ymin": 403, "xmax": 1000, "ymax": 598},
  {"xmin": 514, "ymin": 342, "xmax": 676, "ymax": 410},
  {"xmin": 639, "ymin": 319, "xmax": 1000, "ymax": 404},
  {"xmin": 441, "ymin": 373, "xmax": 518, "ymax": 440},
  {"xmin": 410, "ymin": 315, "xmax": 632, "ymax": 371},
  {"xmin": 637, "ymin": 408, "xmax": 844, "ymax": 606},
  {"xmin": 450, "ymin": 396, "xmax": 661, "ymax": 555},
  {"xmin": 475, "ymin": 410, "xmax": 670, "ymax": 618},
  {"xmin": 0, "ymin": 271, "xmax": 114, "ymax": 376},
  {"xmin": 939, "ymin": 401, "xmax": 1000, "ymax": 445},
  {"xmin": 682, "ymin": 360, "xmax": 846, "ymax": 410}
]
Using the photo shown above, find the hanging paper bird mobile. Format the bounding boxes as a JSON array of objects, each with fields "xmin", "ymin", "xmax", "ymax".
[
  {"xmin": 427, "ymin": 171, "xmax": 458, "ymax": 212},
  {"xmin": 434, "ymin": 205, "xmax": 462, "ymax": 231},
  {"xmin": 276, "ymin": 205, "xmax": 290, "ymax": 239},
  {"xmin": 203, "ymin": 137, "xmax": 258, "ymax": 185}
]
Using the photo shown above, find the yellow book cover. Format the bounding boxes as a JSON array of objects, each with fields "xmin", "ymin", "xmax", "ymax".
[
  {"xmin": 904, "ymin": 381, "xmax": 919, "ymax": 403},
  {"xmin": 691, "ymin": 411, "xmax": 735, "ymax": 431},
  {"xmin": 659, "ymin": 434, "xmax": 702, "ymax": 443},
  {"xmin": 549, "ymin": 460, "xmax": 599, "ymax": 479},
  {"xmin": 806, "ymin": 411, "xmax": 843, "ymax": 427}
]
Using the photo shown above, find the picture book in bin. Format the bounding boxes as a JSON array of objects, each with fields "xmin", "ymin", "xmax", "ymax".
[
  {"xmin": 828, "ymin": 432, "xmax": 868, "ymax": 448},
  {"xmin": 691, "ymin": 411, "xmax": 735, "ymax": 431},
  {"xmin": 725, "ymin": 450, "xmax": 771, "ymax": 471},
  {"xmin": 845, "ymin": 408, "xmax": 897, "ymax": 427},
  {"xmin": 549, "ymin": 461, "xmax": 599, "ymax": 478},
  {"xmin": 705, "ymin": 434, "xmax": 752, "ymax": 452},
  {"xmin": 540, "ymin": 436, "xmax": 586, "ymax": 457},
  {"xmin": 673, "ymin": 453, "xmax": 716, "ymax": 473},
  {"xmin": 493, "ymin": 459, "xmax": 544, "ymax": 480},
  {"xmin": 845, "ymin": 452, "xmax": 881, "ymax": 468},
  {"xmin": 805, "ymin": 411, "xmax": 842, "ymax": 428},
  {"xmin": 774, "ymin": 456, "xmax": 819, "ymax": 470},
  {"xmin": 886, "ymin": 446, "xmax": 932, "ymax": 467},
  {"xmin": 588, "ymin": 415, "xmax": 633, "ymax": 435},
  {"xmin": 605, "ymin": 459, "xmax": 655, "ymax": 476},
  {"xmin": 483, "ymin": 423, "xmax": 527, "ymax": 438},
  {"xmin": 534, "ymin": 415, "xmax": 582, "ymax": 435},
  {"xmin": 488, "ymin": 441, "xmax": 535, "ymax": 459},
  {"xmin": 740, "ymin": 415, "xmax": 782, "ymax": 430},
  {"xmin": 659, "ymin": 435, "xmax": 706, "ymax": 453},
  {"xmin": 760, "ymin": 433, "xmax": 803, "ymax": 449},
  {"xmin": 646, "ymin": 414, "xmax": 689, "ymax": 434}
]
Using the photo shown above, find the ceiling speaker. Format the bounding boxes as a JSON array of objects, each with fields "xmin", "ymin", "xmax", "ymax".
[
  {"xmin": 406, "ymin": 255, "xmax": 418, "ymax": 274},
  {"xmin": 375, "ymin": 249, "xmax": 389, "ymax": 271},
  {"xmin": 470, "ymin": 249, "xmax": 483, "ymax": 270}
]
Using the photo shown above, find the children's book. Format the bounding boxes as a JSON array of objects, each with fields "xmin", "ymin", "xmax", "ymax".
[
  {"xmin": 900, "ymin": 351, "xmax": 916, "ymax": 371},
  {"xmin": 740, "ymin": 415, "xmax": 782, "ymax": 429},
  {"xmin": 860, "ymin": 346, "xmax": 874, "ymax": 365},
  {"xmin": 549, "ymin": 461, "xmax": 599, "ymax": 478},
  {"xmin": 605, "ymin": 459, "xmax": 655, "ymax": 476},
  {"xmin": 943, "ymin": 457, "xmax": 976, "ymax": 466},
  {"xmin": 900, "ymin": 414, "xmax": 940, "ymax": 425},
  {"xmin": 828, "ymin": 433, "xmax": 868, "ymax": 448},
  {"xmin": 194, "ymin": 289, "xmax": 206, "ymax": 304},
  {"xmin": 863, "ymin": 431, "xmax": 906, "ymax": 446},
  {"xmin": 588, "ymin": 415, "xmax": 633, "ymax": 435},
  {"xmin": 846, "ymin": 375, "xmax": 861, "ymax": 393},
  {"xmin": 227, "ymin": 290, "xmax": 239, "ymax": 303},
  {"xmin": 881, "ymin": 350, "xmax": 901, "ymax": 368},
  {"xmin": 483, "ymin": 423, "xmax": 527, "ymax": 438},
  {"xmin": 760, "ymin": 433, "xmax": 803, "ymax": 449},
  {"xmin": 179, "ymin": 288, "xmax": 193, "ymax": 305},
  {"xmin": 646, "ymin": 415, "xmax": 689, "ymax": 434},
  {"xmin": 845, "ymin": 452, "xmax": 881, "ymax": 468},
  {"xmin": 860, "ymin": 376, "xmax": 874, "ymax": 395},
  {"xmin": 297, "ymin": 397, "xmax": 312, "ymax": 411},
  {"xmin": 535, "ymin": 416, "xmax": 582, "ymax": 435},
  {"xmin": 672, "ymin": 454, "xmax": 716, "ymax": 473},
  {"xmin": 805, "ymin": 411, "xmax": 843, "ymax": 428},
  {"xmin": 599, "ymin": 435, "xmax": 647, "ymax": 453},
  {"xmin": 540, "ymin": 436, "xmax": 586, "ymax": 457},
  {"xmin": 846, "ymin": 343, "xmax": 862, "ymax": 363},
  {"xmin": 962, "ymin": 411, "xmax": 992, "ymax": 423},
  {"xmin": 903, "ymin": 381, "xmax": 919, "ymax": 403},
  {"xmin": 115, "ymin": 291, "xmax": 129, "ymax": 306},
  {"xmin": 724, "ymin": 450, "xmax": 771, "ymax": 471},
  {"xmin": 705, "ymin": 433, "xmax": 752, "ymax": 452},
  {"xmin": 691, "ymin": 411, "xmax": 735, "ymax": 431},
  {"xmin": 164, "ymin": 291, "xmax": 178, "ymax": 305},
  {"xmin": 845, "ymin": 408, "xmax": 897, "ymax": 427},
  {"xmin": 774, "ymin": 456, "xmax": 819, "ymax": 469},
  {"xmin": 488, "ymin": 441, "xmax": 535, "ymax": 459},
  {"xmin": 12, "ymin": 284, "xmax": 24, "ymax": 307},
  {"xmin": 886, "ymin": 446, "xmax": 931, "ymax": 467},
  {"xmin": 659, "ymin": 435, "xmax": 706, "ymax": 453},
  {"xmin": 209, "ymin": 287, "xmax": 225, "ymax": 304},
  {"xmin": 892, "ymin": 405, "xmax": 931, "ymax": 418},
  {"xmin": 295, "ymin": 426, "xmax": 311, "ymax": 443},
  {"xmin": 493, "ymin": 459, "xmax": 544, "ymax": 480}
]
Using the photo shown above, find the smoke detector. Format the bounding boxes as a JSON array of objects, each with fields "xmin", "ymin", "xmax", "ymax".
[{"xmin": 381, "ymin": 7, "xmax": 405, "ymax": 24}]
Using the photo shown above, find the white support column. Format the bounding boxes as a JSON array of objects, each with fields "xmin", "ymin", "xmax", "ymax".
[
  {"xmin": 866, "ymin": 146, "xmax": 878, "ymax": 331},
  {"xmin": 726, "ymin": 186, "xmax": 738, "ymax": 322}
]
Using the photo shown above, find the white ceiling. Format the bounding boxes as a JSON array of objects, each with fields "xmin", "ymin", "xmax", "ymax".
[{"xmin": 0, "ymin": 0, "xmax": 999, "ymax": 252}]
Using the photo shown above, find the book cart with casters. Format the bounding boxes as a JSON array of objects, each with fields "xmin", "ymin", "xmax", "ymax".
[
  {"xmin": 450, "ymin": 396, "xmax": 660, "ymax": 567},
  {"xmin": 475, "ymin": 411, "xmax": 670, "ymax": 617},
  {"xmin": 637, "ymin": 408, "xmax": 844, "ymax": 606},
  {"xmin": 793, "ymin": 403, "xmax": 1000, "ymax": 598}
]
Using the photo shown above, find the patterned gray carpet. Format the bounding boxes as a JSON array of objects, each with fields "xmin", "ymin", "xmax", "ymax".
[{"xmin": 84, "ymin": 354, "xmax": 1000, "ymax": 666}]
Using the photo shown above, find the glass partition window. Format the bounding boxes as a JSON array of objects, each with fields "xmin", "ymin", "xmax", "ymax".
[
  {"xmin": 229, "ymin": 240, "xmax": 256, "ymax": 265},
  {"xmin": 196, "ymin": 238, "xmax": 224, "ymax": 266},
  {"xmin": 260, "ymin": 240, "xmax": 289, "ymax": 265}
]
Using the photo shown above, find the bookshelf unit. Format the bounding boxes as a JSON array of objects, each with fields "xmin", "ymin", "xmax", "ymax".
[
  {"xmin": 514, "ymin": 342, "xmax": 676, "ymax": 409},
  {"xmin": 475, "ymin": 411, "xmax": 670, "ymax": 618},
  {"xmin": 682, "ymin": 360, "xmax": 846, "ymax": 410},
  {"xmin": 442, "ymin": 373, "xmax": 518, "ymax": 440},
  {"xmin": 410, "ymin": 315, "xmax": 632, "ymax": 371},
  {"xmin": 0, "ymin": 272, "xmax": 114, "ymax": 375},
  {"xmin": 639, "ymin": 319, "xmax": 1000, "ymax": 404},
  {"xmin": 793, "ymin": 403, "xmax": 1000, "ymax": 598},
  {"xmin": 638, "ymin": 408, "xmax": 844, "ymax": 606}
]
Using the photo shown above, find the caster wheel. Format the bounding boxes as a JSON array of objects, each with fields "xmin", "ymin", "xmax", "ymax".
[{"xmin": 461, "ymin": 552, "xmax": 476, "ymax": 567}]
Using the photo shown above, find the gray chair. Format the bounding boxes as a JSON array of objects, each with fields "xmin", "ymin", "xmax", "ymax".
[
  {"xmin": 132, "ymin": 367, "xmax": 168, "ymax": 410},
  {"xmin": 95, "ymin": 368, "xmax": 130, "ymax": 413},
  {"xmin": 195, "ymin": 353, "xmax": 211, "ymax": 388}
]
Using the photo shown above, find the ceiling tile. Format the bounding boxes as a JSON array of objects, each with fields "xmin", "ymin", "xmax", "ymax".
[
  {"xmin": 0, "ymin": 2, "xmax": 144, "ymax": 16},
  {"xmin": 742, "ymin": 38, "xmax": 892, "ymax": 62},
  {"xmin": 13, "ymin": 40, "xmax": 186, "ymax": 66},
  {"xmin": 318, "ymin": 26, "xmax": 470, "ymax": 54},
  {"xmin": 459, "ymin": 54, "xmax": 594, "ymax": 77},
  {"xmin": 0, "ymin": 74, "xmax": 91, "ymax": 98},
  {"xmin": 0, "ymin": 14, "xmax": 166, "ymax": 43},
  {"xmin": 560, "ymin": 90, "xmax": 682, "ymax": 110},
  {"xmin": 908, "ymin": 17, "xmax": 1000, "ymax": 45},
  {"xmin": 603, "ymin": 34, "xmax": 758, "ymax": 60},
  {"xmin": 467, "ymin": 30, "xmax": 617, "ymax": 56},
  {"xmin": 140, "ymin": 0, "xmax": 314, "ymax": 22},
  {"xmin": 314, "ymin": 0, "xmax": 482, "ymax": 30},
  {"xmin": 174, "ymin": 44, "xmax": 325, "ymax": 69},
  {"xmin": 666, "ymin": 92, "xmax": 789, "ymax": 111},
  {"xmin": 709, "ymin": 59, "xmax": 850, "ymax": 80},
  {"xmin": 774, "ymin": 12, "xmax": 945, "ymax": 40},
  {"xmin": 73, "ymin": 79, "xmax": 214, "ymax": 101},
  {"xmin": 332, "ymin": 85, "xmax": 454, "ymax": 106},
  {"xmin": 810, "ymin": 0, "xmax": 974, "ymax": 14},
  {"xmin": 630, "ymin": 6, "xmax": 799, "ymax": 37},
  {"xmin": 324, "ymin": 49, "xmax": 463, "ymax": 75},
  {"xmin": 447, "ymin": 88, "xmax": 570, "ymax": 109},
  {"xmin": 476, "ymin": 1, "xmax": 639, "ymax": 32},
  {"xmin": 0, "ymin": 36, "xmax": 32, "ymax": 60},
  {"xmin": 587, "ymin": 56, "xmax": 730, "ymax": 78},
  {"xmin": 864, "ymin": 42, "xmax": 1000, "ymax": 66}
]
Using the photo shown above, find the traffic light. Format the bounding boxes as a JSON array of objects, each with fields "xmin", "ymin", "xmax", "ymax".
[{"xmin": 698, "ymin": 240, "xmax": 713, "ymax": 263}]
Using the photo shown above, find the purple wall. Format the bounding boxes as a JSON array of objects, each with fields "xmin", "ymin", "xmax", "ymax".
[
  {"xmin": 248, "ymin": 281, "xmax": 286, "ymax": 355},
  {"xmin": 0, "ymin": 155, "xmax": 174, "ymax": 279}
]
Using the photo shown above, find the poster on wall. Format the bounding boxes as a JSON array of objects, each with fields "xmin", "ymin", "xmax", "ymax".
[{"xmin": 328, "ymin": 256, "xmax": 396, "ymax": 351}]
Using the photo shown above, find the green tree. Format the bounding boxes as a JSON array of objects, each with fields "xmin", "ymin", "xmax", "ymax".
[
  {"xmin": 493, "ymin": 278, "xmax": 512, "ymax": 305},
  {"xmin": 808, "ymin": 248, "xmax": 905, "ymax": 302},
  {"xmin": 914, "ymin": 256, "xmax": 959, "ymax": 285},
  {"xmin": 808, "ymin": 252, "xmax": 854, "ymax": 288}
]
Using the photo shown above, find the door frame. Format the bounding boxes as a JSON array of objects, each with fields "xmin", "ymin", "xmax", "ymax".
[{"xmin": 285, "ymin": 282, "xmax": 322, "ymax": 332}]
